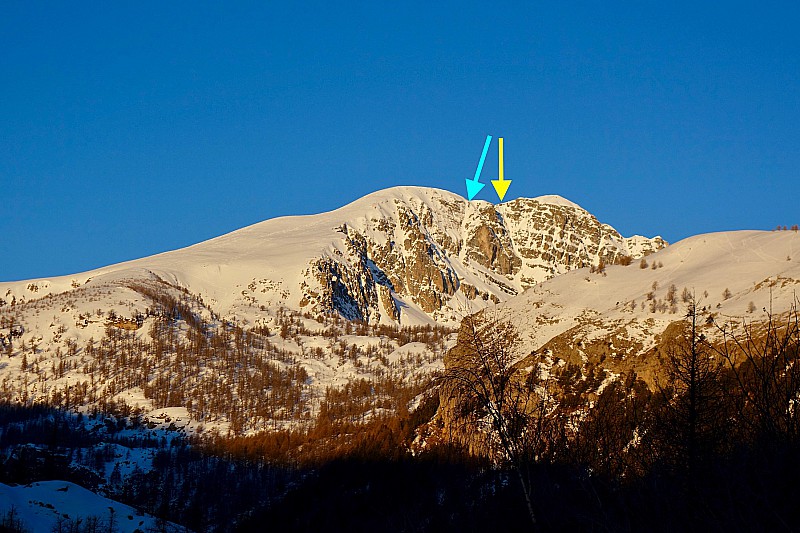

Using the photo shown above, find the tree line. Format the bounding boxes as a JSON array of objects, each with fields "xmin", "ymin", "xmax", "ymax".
[{"xmin": 438, "ymin": 298, "xmax": 800, "ymax": 530}]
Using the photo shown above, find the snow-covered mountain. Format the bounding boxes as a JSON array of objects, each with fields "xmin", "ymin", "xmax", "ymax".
[
  {"xmin": 419, "ymin": 229, "xmax": 800, "ymax": 456},
  {"xmin": 2, "ymin": 187, "xmax": 798, "ymax": 531},
  {"xmin": 1, "ymin": 186, "xmax": 664, "ymax": 327},
  {"xmin": 5, "ymin": 186, "xmax": 797, "ymax": 437},
  {"xmin": 0, "ymin": 185, "xmax": 665, "ymax": 437},
  {"xmin": 493, "ymin": 229, "xmax": 800, "ymax": 385}
]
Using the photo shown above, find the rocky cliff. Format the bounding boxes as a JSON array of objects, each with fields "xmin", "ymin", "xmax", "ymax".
[{"xmin": 294, "ymin": 188, "xmax": 665, "ymax": 324}]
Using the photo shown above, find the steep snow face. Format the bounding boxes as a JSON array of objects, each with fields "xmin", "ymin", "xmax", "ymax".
[
  {"xmin": 0, "ymin": 186, "xmax": 663, "ymax": 327},
  {"xmin": 499, "ymin": 230, "xmax": 800, "ymax": 365}
]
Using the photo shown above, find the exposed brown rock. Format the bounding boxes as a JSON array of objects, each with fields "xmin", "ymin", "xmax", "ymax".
[{"xmin": 299, "ymin": 194, "xmax": 664, "ymax": 323}]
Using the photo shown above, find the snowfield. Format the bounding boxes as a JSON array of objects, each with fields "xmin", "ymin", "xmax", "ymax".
[
  {"xmin": 503, "ymin": 229, "xmax": 800, "ymax": 355},
  {"xmin": 0, "ymin": 481, "xmax": 184, "ymax": 532}
]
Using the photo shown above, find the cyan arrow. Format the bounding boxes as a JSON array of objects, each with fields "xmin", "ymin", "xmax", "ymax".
[{"xmin": 466, "ymin": 135, "xmax": 492, "ymax": 200}]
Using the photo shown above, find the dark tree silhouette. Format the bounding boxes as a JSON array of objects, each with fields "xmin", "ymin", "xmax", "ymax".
[
  {"xmin": 712, "ymin": 298, "xmax": 800, "ymax": 449},
  {"xmin": 654, "ymin": 297, "xmax": 728, "ymax": 481},
  {"xmin": 439, "ymin": 312, "xmax": 558, "ymax": 526}
]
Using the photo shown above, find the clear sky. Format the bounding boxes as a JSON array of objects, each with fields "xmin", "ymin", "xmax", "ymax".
[{"xmin": 2, "ymin": 2, "xmax": 798, "ymax": 281}]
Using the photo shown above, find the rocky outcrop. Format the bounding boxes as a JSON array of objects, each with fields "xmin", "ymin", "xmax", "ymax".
[
  {"xmin": 297, "ymin": 190, "xmax": 666, "ymax": 324},
  {"xmin": 465, "ymin": 204, "xmax": 521, "ymax": 277}
]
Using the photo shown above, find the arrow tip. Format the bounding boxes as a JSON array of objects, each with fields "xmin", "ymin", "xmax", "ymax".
[
  {"xmin": 465, "ymin": 179, "xmax": 486, "ymax": 200},
  {"xmin": 491, "ymin": 179, "xmax": 512, "ymax": 201}
]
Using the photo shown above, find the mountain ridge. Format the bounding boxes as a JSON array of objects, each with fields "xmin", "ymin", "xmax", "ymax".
[
  {"xmin": 495, "ymin": 228, "xmax": 800, "ymax": 384},
  {"xmin": 0, "ymin": 186, "xmax": 797, "ymax": 444},
  {"xmin": 1, "ymin": 186, "xmax": 665, "ymax": 326}
]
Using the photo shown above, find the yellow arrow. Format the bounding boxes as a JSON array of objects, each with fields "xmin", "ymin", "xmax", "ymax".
[{"xmin": 491, "ymin": 137, "xmax": 511, "ymax": 201}]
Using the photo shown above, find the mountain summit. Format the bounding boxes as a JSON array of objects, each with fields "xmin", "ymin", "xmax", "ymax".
[{"xmin": 2, "ymin": 186, "xmax": 664, "ymax": 326}]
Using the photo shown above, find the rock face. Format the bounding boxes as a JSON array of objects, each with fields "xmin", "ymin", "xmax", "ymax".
[
  {"xmin": 0, "ymin": 187, "xmax": 665, "ymax": 326},
  {"xmin": 293, "ymin": 189, "xmax": 665, "ymax": 324}
]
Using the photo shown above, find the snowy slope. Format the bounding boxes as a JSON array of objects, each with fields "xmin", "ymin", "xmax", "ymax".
[
  {"xmin": 501, "ymin": 230, "xmax": 800, "ymax": 357},
  {"xmin": 0, "ymin": 481, "xmax": 183, "ymax": 532}
]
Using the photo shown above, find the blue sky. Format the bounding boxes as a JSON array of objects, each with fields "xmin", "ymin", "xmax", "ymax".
[{"xmin": 2, "ymin": 2, "xmax": 798, "ymax": 281}]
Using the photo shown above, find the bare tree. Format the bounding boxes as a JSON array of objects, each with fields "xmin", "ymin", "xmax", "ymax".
[
  {"xmin": 438, "ymin": 312, "xmax": 557, "ymax": 527},
  {"xmin": 0, "ymin": 506, "xmax": 29, "ymax": 532},
  {"xmin": 711, "ymin": 298, "xmax": 800, "ymax": 448}
]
